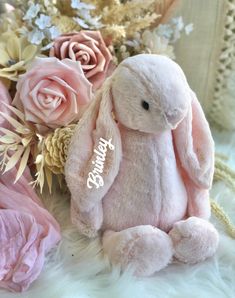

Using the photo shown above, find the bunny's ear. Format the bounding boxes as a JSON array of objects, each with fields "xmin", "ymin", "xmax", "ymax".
[
  {"xmin": 65, "ymin": 78, "xmax": 122, "ymax": 213},
  {"xmin": 173, "ymin": 90, "xmax": 214, "ymax": 190}
]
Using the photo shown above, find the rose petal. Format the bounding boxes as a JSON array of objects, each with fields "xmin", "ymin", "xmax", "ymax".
[
  {"xmin": 60, "ymin": 41, "xmax": 70, "ymax": 59},
  {"xmin": 49, "ymin": 75, "xmax": 77, "ymax": 94},
  {"xmin": 13, "ymin": 56, "xmax": 92, "ymax": 132}
]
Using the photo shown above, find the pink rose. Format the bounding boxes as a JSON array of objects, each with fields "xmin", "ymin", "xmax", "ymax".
[
  {"xmin": 50, "ymin": 31, "xmax": 113, "ymax": 90},
  {"xmin": 13, "ymin": 57, "xmax": 92, "ymax": 133}
]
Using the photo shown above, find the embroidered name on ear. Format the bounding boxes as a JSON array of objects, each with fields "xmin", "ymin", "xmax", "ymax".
[{"xmin": 87, "ymin": 138, "xmax": 115, "ymax": 189}]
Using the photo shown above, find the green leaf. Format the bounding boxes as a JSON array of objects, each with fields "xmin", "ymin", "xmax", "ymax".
[{"xmin": 14, "ymin": 146, "xmax": 30, "ymax": 183}]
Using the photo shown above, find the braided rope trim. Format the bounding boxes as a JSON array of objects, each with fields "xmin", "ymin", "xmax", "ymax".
[{"xmin": 208, "ymin": 0, "xmax": 235, "ymax": 130}]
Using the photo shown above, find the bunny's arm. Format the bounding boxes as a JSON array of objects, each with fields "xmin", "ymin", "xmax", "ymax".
[
  {"xmin": 71, "ymin": 200, "xmax": 103, "ymax": 238},
  {"xmin": 173, "ymin": 91, "xmax": 214, "ymax": 218}
]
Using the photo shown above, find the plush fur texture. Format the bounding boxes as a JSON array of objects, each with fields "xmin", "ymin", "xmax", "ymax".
[
  {"xmin": 0, "ymin": 127, "xmax": 234, "ymax": 297},
  {"xmin": 65, "ymin": 54, "xmax": 218, "ymax": 276},
  {"xmin": 0, "ymin": 156, "xmax": 234, "ymax": 298},
  {"xmin": 103, "ymin": 226, "xmax": 174, "ymax": 276}
]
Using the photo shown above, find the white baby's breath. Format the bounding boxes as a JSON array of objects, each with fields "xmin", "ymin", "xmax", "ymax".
[
  {"xmin": 88, "ymin": 16, "xmax": 103, "ymax": 28},
  {"xmin": 71, "ymin": 0, "xmax": 95, "ymax": 10},
  {"xmin": 47, "ymin": 26, "xmax": 60, "ymax": 39},
  {"xmin": 172, "ymin": 16, "xmax": 184, "ymax": 31},
  {"xmin": 156, "ymin": 24, "xmax": 173, "ymax": 40},
  {"xmin": 23, "ymin": 3, "xmax": 40, "ymax": 20},
  {"xmin": 71, "ymin": 0, "xmax": 102, "ymax": 29},
  {"xmin": 185, "ymin": 23, "xmax": 194, "ymax": 35},
  {"xmin": 155, "ymin": 16, "xmax": 193, "ymax": 43},
  {"xmin": 28, "ymin": 28, "xmax": 45, "ymax": 45},
  {"xmin": 35, "ymin": 14, "xmax": 51, "ymax": 30},
  {"xmin": 73, "ymin": 17, "xmax": 90, "ymax": 29},
  {"xmin": 142, "ymin": 30, "xmax": 175, "ymax": 58}
]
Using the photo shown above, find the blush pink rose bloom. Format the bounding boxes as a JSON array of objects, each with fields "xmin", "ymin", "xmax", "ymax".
[
  {"xmin": 12, "ymin": 57, "xmax": 92, "ymax": 133},
  {"xmin": 50, "ymin": 31, "xmax": 113, "ymax": 90}
]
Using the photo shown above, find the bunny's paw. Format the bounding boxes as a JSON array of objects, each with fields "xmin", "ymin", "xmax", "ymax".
[
  {"xmin": 169, "ymin": 217, "xmax": 219, "ymax": 264},
  {"xmin": 103, "ymin": 225, "xmax": 173, "ymax": 276}
]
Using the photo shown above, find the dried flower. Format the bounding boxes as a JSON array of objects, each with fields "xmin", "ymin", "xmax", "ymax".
[
  {"xmin": 0, "ymin": 31, "xmax": 39, "ymax": 82},
  {"xmin": 35, "ymin": 14, "xmax": 51, "ymax": 30},
  {"xmin": 0, "ymin": 104, "xmax": 35, "ymax": 183},
  {"xmin": 72, "ymin": 0, "xmax": 102, "ymax": 29},
  {"xmin": 142, "ymin": 29, "xmax": 175, "ymax": 58},
  {"xmin": 52, "ymin": 15, "xmax": 80, "ymax": 34},
  {"xmin": 156, "ymin": 17, "xmax": 193, "ymax": 43},
  {"xmin": 185, "ymin": 23, "xmax": 194, "ymax": 35},
  {"xmin": 44, "ymin": 125, "xmax": 76, "ymax": 174},
  {"xmin": 20, "ymin": 1, "xmax": 60, "ymax": 48},
  {"xmin": 99, "ymin": 0, "xmax": 159, "ymax": 42},
  {"xmin": 27, "ymin": 28, "xmax": 45, "ymax": 45},
  {"xmin": 71, "ymin": 0, "xmax": 95, "ymax": 10},
  {"xmin": 0, "ymin": 9, "xmax": 23, "ymax": 35},
  {"xmin": 23, "ymin": 3, "xmax": 40, "ymax": 21}
]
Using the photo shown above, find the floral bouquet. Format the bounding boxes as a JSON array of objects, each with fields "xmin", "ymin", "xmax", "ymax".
[{"xmin": 0, "ymin": 0, "xmax": 193, "ymax": 193}]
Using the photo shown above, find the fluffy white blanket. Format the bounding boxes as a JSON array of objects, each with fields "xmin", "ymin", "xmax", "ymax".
[{"xmin": 1, "ymin": 130, "xmax": 235, "ymax": 298}]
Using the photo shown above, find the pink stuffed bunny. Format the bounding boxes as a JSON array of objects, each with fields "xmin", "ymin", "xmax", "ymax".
[{"xmin": 65, "ymin": 54, "xmax": 219, "ymax": 276}]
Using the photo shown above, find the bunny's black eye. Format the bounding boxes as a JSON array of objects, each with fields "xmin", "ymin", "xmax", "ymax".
[{"xmin": 141, "ymin": 100, "xmax": 149, "ymax": 111}]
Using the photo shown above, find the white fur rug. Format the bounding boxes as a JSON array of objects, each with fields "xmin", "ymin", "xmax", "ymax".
[{"xmin": 1, "ymin": 129, "xmax": 235, "ymax": 298}]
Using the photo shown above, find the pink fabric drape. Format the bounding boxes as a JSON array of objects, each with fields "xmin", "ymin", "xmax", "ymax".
[{"xmin": 0, "ymin": 81, "xmax": 61, "ymax": 292}]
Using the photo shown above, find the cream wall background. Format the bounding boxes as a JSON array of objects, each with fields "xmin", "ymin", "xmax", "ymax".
[{"xmin": 173, "ymin": 0, "xmax": 235, "ymax": 130}]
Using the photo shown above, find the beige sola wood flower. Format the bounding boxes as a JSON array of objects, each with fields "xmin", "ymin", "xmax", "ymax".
[
  {"xmin": 0, "ymin": 31, "xmax": 39, "ymax": 83},
  {"xmin": 43, "ymin": 124, "xmax": 76, "ymax": 175}
]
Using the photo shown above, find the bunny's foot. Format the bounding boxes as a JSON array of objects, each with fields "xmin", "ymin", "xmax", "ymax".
[
  {"xmin": 102, "ymin": 225, "xmax": 173, "ymax": 276},
  {"xmin": 169, "ymin": 217, "xmax": 219, "ymax": 264}
]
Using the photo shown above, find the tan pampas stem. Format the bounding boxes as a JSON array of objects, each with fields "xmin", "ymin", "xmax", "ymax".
[
  {"xmin": 210, "ymin": 155, "xmax": 235, "ymax": 239},
  {"xmin": 97, "ymin": 0, "xmax": 160, "ymax": 42},
  {"xmin": 210, "ymin": 199, "xmax": 235, "ymax": 239},
  {"xmin": 214, "ymin": 155, "xmax": 235, "ymax": 192}
]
